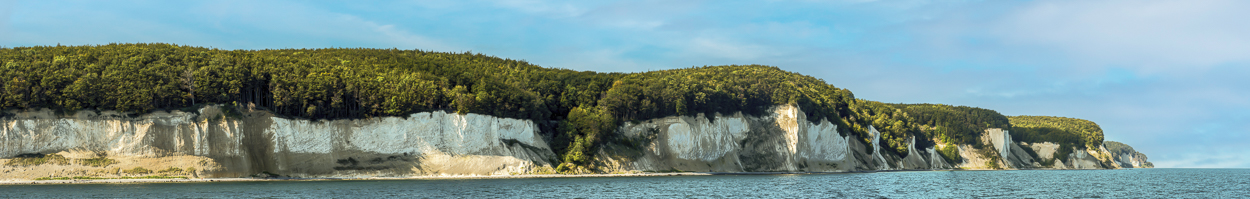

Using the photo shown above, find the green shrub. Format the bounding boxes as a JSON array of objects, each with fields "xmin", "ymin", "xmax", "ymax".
[
  {"xmin": 121, "ymin": 175, "xmax": 186, "ymax": 179},
  {"xmin": 5, "ymin": 154, "xmax": 70, "ymax": 166},
  {"xmin": 1039, "ymin": 158, "xmax": 1056, "ymax": 167},
  {"xmin": 1018, "ymin": 144, "xmax": 1041, "ymax": 160},
  {"xmin": 1101, "ymin": 158, "xmax": 1115, "ymax": 168},
  {"xmin": 35, "ymin": 176, "xmax": 184, "ymax": 180},
  {"xmin": 158, "ymin": 167, "xmax": 184, "ymax": 173},
  {"xmin": 1055, "ymin": 143, "xmax": 1073, "ymax": 163},
  {"xmin": 937, "ymin": 144, "xmax": 961, "ymax": 164},
  {"xmin": 78, "ymin": 157, "xmax": 118, "ymax": 167},
  {"xmin": 124, "ymin": 167, "xmax": 152, "ymax": 175},
  {"xmin": 979, "ymin": 148, "xmax": 1002, "ymax": 169}
]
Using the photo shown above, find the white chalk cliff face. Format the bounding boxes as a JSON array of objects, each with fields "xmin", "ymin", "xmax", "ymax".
[
  {"xmin": 978, "ymin": 129, "xmax": 1035, "ymax": 169},
  {"xmin": 594, "ymin": 105, "xmax": 1132, "ymax": 173},
  {"xmin": 263, "ymin": 111, "xmax": 554, "ymax": 177},
  {"xmin": 1112, "ymin": 151, "xmax": 1152, "ymax": 168},
  {"xmin": 0, "ymin": 109, "xmax": 244, "ymax": 159},
  {"xmin": 1104, "ymin": 141, "xmax": 1154, "ymax": 168},
  {"xmin": 956, "ymin": 128, "xmax": 1122, "ymax": 170},
  {"xmin": 0, "ymin": 106, "xmax": 555, "ymax": 179},
  {"xmin": 595, "ymin": 105, "xmax": 951, "ymax": 173},
  {"xmin": 1, "ymin": 104, "xmax": 1144, "ymax": 179}
]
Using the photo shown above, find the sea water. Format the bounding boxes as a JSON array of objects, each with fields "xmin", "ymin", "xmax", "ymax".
[{"xmin": 1, "ymin": 169, "xmax": 1246, "ymax": 198}]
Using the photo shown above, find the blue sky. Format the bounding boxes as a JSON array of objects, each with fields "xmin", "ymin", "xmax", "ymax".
[{"xmin": 2, "ymin": 0, "xmax": 1248, "ymax": 168}]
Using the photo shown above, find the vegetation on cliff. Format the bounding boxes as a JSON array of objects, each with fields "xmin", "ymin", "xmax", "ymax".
[
  {"xmin": 0, "ymin": 43, "xmax": 1087, "ymax": 170},
  {"xmin": 1104, "ymin": 141, "xmax": 1138, "ymax": 155},
  {"xmin": 1007, "ymin": 116, "xmax": 1104, "ymax": 150},
  {"xmin": 891, "ymin": 104, "xmax": 1012, "ymax": 147}
]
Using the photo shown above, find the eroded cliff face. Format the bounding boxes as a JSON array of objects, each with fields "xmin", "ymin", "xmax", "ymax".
[
  {"xmin": 0, "ymin": 106, "xmax": 555, "ymax": 180},
  {"xmin": 1111, "ymin": 151, "xmax": 1153, "ymax": 168},
  {"xmin": 1021, "ymin": 142, "xmax": 1067, "ymax": 169},
  {"xmin": 951, "ymin": 128, "xmax": 1120, "ymax": 170},
  {"xmin": 615, "ymin": 122, "xmax": 1122, "ymax": 172},
  {"xmin": 1105, "ymin": 141, "xmax": 1154, "ymax": 168},
  {"xmin": 1, "ymin": 104, "xmax": 1145, "ymax": 180},
  {"xmin": 591, "ymin": 105, "xmax": 1134, "ymax": 173},
  {"xmin": 1115, "ymin": 152, "xmax": 1153, "ymax": 168},
  {"xmin": 593, "ymin": 105, "xmax": 951, "ymax": 173}
]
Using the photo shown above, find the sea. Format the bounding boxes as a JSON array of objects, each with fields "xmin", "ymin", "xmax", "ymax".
[{"xmin": 0, "ymin": 168, "xmax": 1246, "ymax": 198}]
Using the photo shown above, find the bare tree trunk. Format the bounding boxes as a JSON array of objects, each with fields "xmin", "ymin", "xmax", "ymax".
[{"xmin": 181, "ymin": 65, "xmax": 196, "ymax": 107}]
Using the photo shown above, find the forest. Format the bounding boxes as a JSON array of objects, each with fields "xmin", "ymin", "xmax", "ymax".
[
  {"xmin": 1008, "ymin": 115, "xmax": 1105, "ymax": 150},
  {"xmin": 0, "ymin": 43, "xmax": 1104, "ymax": 170}
]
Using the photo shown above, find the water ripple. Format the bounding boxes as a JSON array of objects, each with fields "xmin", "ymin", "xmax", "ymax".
[{"xmin": 0, "ymin": 169, "xmax": 1247, "ymax": 198}]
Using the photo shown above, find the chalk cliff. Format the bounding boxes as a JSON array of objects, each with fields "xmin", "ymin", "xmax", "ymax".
[
  {"xmin": 0, "ymin": 105, "xmax": 555, "ymax": 180},
  {"xmin": 595, "ymin": 105, "xmax": 964, "ymax": 173},
  {"xmin": 592, "ymin": 105, "xmax": 1136, "ymax": 173},
  {"xmin": 595, "ymin": 105, "xmax": 866, "ymax": 172},
  {"xmin": 1104, "ymin": 141, "xmax": 1154, "ymax": 168},
  {"xmin": 1, "ymin": 104, "xmax": 1144, "ymax": 180}
]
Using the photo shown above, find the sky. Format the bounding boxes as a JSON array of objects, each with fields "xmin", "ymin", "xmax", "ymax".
[{"xmin": 2, "ymin": 0, "xmax": 1248, "ymax": 168}]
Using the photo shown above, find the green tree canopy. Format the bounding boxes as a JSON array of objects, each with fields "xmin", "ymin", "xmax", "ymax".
[{"xmin": 1008, "ymin": 115, "xmax": 1104, "ymax": 149}]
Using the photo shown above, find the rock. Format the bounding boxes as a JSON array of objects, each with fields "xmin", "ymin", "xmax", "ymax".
[
  {"xmin": 596, "ymin": 105, "xmax": 859, "ymax": 173},
  {"xmin": 0, "ymin": 105, "xmax": 555, "ymax": 178},
  {"xmin": 1104, "ymin": 141, "xmax": 1154, "ymax": 168},
  {"xmin": 0, "ymin": 104, "xmax": 1151, "ymax": 179}
]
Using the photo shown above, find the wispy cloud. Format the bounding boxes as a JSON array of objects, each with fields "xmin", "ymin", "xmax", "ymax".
[{"xmin": 988, "ymin": 0, "xmax": 1250, "ymax": 74}]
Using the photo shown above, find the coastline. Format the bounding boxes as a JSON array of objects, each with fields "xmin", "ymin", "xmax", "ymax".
[
  {"xmin": 0, "ymin": 171, "xmax": 874, "ymax": 185},
  {"xmin": 0, "ymin": 168, "xmax": 1138, "ymax": 185}
]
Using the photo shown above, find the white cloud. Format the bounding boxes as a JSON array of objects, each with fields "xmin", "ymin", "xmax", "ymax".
[{"xmin": 990, "ymin": 0, "xmax": 1250, "ymax": 73}]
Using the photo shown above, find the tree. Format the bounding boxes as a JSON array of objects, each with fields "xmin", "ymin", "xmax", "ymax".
[{"xmin": 182, "ymin": 63, "xmax": 196, "ymax": 106}]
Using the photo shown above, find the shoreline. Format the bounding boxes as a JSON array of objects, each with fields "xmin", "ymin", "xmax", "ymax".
[
  {"xmin": 0, "ymin": 171, "xmax": 877, "ymax": 185},
  {"xmin": 0, "ymin": 168, "xmax": 1135, "ymax": 185}
]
